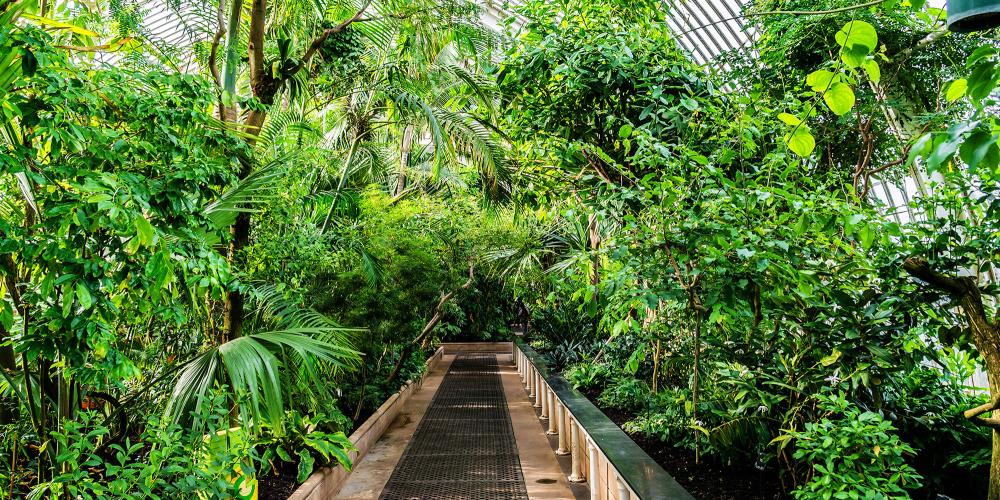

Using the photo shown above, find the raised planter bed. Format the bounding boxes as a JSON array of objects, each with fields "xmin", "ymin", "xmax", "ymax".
[{"xmin": 516, "ymin": 340, "xmax": 693, "ymax": 500}]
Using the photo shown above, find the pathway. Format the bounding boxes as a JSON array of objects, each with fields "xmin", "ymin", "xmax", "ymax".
[{"xmin": 335, "ymin": 353, "xmax": 581, "ymax": 499}]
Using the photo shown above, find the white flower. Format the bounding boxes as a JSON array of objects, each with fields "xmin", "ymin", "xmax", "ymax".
[
  {"xmin": 824, "ymin": 375, "xmax": 841, "ymax": 385},
  {"xmin": 694, "ymin": 419, "xmax": 704, "ymax": 426},
  {"xmin": 757, "ymin": 405, "xmax": 768, "ymax": 414}
]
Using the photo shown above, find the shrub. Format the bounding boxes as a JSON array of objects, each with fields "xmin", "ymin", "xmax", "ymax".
[
  {"xmin": 789, "ymin": 393, "xmax": 923, "ymax": 499},
  {"xmin": 598, "ymin": 377, "xmax": 651, "ymax": 412},
  {"xmin": 564, "ymin": 362, "xmax": 610, "ymax": 391}
]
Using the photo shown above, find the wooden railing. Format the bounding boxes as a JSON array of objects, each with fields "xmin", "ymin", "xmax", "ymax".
[{"xmin": 514, "ymin": 341, "xmax": 694, "ymax": 500}]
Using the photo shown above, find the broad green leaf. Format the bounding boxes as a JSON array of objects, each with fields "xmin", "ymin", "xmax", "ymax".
[
  {"xmin": 967, "ymin": 46, "xmax": 998, "ymax": 67},
  {"xmin": 806, "ymin": 70, "xmax": 836, "ymax": 92},
  {"xmin": 135, "ymin": 216, "xmax": 154, "ymax": 246},
  {"xmin": 967, "ymin": 62, "xmax": 997, "ymax": 102},
  {"xmin": 959, "ymin": 131, "xmax": 999, "ymax": 173},
  {"xmin": 785, "ymin": 128, "xmax": 816, "ymax": 157},
  {"xmin": 841, "ymin": 45, "xmax": 869, "ymax": 68},
  {"xmin": 618, "ymin": 124, "xmax": 633, "ymax": 138},
  {"xmin": 823, "ymin": 82, "xmax": 855, "ymax": 116},
  {"xmin": 296, "ymin": 450, "xmax": 315, "ymax": 483},
  {"xmin": 946, "ymin": 79, "xmax": 968, "ymax": 102},
  {"xmin": 777, "ymin": 113, "xmax": 801, "ymax": 126},
  {"xmin": 76, "ymin": 282, "xmax": 93, "ymax": 310}
]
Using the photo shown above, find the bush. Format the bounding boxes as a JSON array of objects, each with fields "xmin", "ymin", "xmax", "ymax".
[
  {"xmin": 623, "ymin": 388, "xmax": 697, "ymax": 450},
  {"xmin": 35, "ymin": 396, "xmax": 252, "ymax": 499},
  {"xmin": 598, "ymin": 377, "xmax": 651, "ymax": 412},
  {"xmin": 564, "ymin": 361, "xmax": 610, "ymax": 391},
  {"xmin": 789, "ymin": 393, "xmax": 923, "ymax": 499}
]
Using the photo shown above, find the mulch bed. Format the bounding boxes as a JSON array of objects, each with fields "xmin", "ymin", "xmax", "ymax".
[
  {"xmin": 258, "ymin": 461, "xmax": 300, "ymax": 500},
  {"xmin": 581, "ymin": 387, "xmax": 788, "ymax": 500}
]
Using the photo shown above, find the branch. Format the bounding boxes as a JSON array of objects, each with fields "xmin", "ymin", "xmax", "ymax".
[
  {"xmin": 292, "ymin": 0, "xmax": 374, "ymax": 75},
  {"xmin": 964, "ymin": 395, "xmax": 1000, "ymax": 420},
  {"xmin": 902, "ymin": 257, "xmax": 974, "ymax": 297},
  {"xmin": 208, "ymin": 0, "xmax": 226, "ymax": 88},
  {"xmin": 673, "ymin": 0, "xmax": 887, "ymax": 38},
  {"xmin": 972, "ymin": 416, "xmax": 1000, "ymax": 430}
]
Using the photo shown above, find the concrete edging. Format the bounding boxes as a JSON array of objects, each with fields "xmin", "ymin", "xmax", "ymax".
[{"xmin": 287, "ymin": 347, "xmax": 445, "ymax": 500}]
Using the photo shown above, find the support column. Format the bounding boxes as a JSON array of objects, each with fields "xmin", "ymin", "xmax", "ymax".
[
  {"xmin": 568, "ymin": 418, "xmax": 586, "ymax": 483},
  {"xmin": 547, "ymin": 393, "xmax": 559, "ymax": 435},
  {"xmin": 588, "ymin": 439, "xmax": 599, "ymax": 500},
  {"xmin": 556, "ymin": 403, "xmax": 570, "ymax": 455},
  {"xmin": 528, "ymin": 366, "xmax": 536, "ymax": 398},
  {"xmin": 617, "ymin": 477, "xmax": 631, "ymax": 500}
]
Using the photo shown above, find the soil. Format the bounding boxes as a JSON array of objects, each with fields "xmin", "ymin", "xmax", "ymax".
[
  {"xmin": 580, "ymin": 387, "xmax": 788, "ymax": 500},
  {"xmin": 258, "ymin": 461, "xmax": 300, "ymax": 500}
]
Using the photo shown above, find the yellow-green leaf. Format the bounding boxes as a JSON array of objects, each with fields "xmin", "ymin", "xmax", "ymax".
[
  {"xmin": 823, "ymin": 82, "xmax": 856, "ymax": 116},
  {"xmin": 806, "ymin": 70, "xmax": 836, "ymax": 92},
  {"xmin": 22, "ymin": 14, "xmax": 99, "ymax": 36},
  {"xmin": 863, "ymin": 60, "xmax": 881, "ymax": 83},
  {"xmin": 820, "ymin": 348, "xmax": 842, "ymax": 366},
  {"xmin": 835, "ymin": 20, "xmax": 878, "ymax": 53},
  {"xmin": 777, "ymin": 113, "xmax": 801, "ymax": 126},
  {"xmin": 946, "ymin": 79, "xmax": 968, "ymax": 102},
  {"xmin": 785, "ymin": 129, "xmax": 816, "ymax": 157},
  {"xmin": 76, "ymin": 282, "xmax": 93, "ymax": 310}
]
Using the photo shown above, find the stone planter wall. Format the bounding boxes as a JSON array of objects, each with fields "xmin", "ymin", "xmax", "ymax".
[
  {"xmin": 287, "ymin": 347, "xmax": 445, "ymax": 500},
  {"xmin": 438, "ymin": 341, "xmax": 513, "ymax": 363}
]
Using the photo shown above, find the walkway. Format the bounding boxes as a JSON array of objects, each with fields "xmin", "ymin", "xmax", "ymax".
[{"xmin": 335, "ymin": 353, "xmax": 582, "ymax": 499}]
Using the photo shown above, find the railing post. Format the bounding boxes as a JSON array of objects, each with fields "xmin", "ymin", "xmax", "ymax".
[
  {"xmin": 568, "ymin": 418, "xmax": 586, "ymax": 483},
  {"xmin": 527, "ymin": 365, "xmax": 536, "ymax": 399},
  {"xmin": 533, "ymin": 372, "xmax": 543, "ymax": 409},
  {"xmin": 540, "ymin": 384, "xmax": 550, "ymax": 420},
  {"xmin": 556, "ymin": 403, "xmax": 570, "ymax": 455},
  {"xmin": 616, "ymin": 476, "xmax": 631, "ymax": 500},
  {"xmin": 547, "ymin": 393, "xmax": 558, "ymax": 434},
  {"xmin": 588, "ymin": 439, "xmax": 599, "ymax": 500}
]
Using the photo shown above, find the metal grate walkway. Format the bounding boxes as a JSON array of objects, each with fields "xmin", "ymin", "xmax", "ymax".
[{"xmin": 379, "ymin": 354, "xmax": 529, "ymax": 500}]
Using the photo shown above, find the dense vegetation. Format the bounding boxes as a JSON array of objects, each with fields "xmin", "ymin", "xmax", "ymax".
[{"xmin": 0, "ymin": 0, "xmax": 998, "ymax": 498}]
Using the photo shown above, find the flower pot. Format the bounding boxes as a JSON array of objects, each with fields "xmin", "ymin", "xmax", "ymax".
[{"xmin": 948, "ymin": 0, "xmax": 1000, "ymax": 32}]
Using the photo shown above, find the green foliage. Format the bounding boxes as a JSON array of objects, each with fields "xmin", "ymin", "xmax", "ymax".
[
  {"xmin": 597, "ymin": 377, "xmax": 650, "ymax": 413},
  {"xmin": 257, "ymin": 409, "xmax": 355, "ymax": 484},
  {"xmin": 33, "ymin": 393, "xmax": 253, "ymax": 499},
  {"xmin": 788, "ymin": 393, "xmax": 923, "ymax": 499},
  {"xmin": 564, "ymin": 361, "xmax": 610, "ymax": 392}
]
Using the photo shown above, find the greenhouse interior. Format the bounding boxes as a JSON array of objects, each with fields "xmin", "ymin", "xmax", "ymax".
[{"xmin": 2, "ymin": 0, "xmax": 1000, "ymax": 498}]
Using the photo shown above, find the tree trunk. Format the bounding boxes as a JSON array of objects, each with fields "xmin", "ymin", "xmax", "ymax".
[{"xmin": 903, "ymin": 257, "xmax": 1000, "ymax": 498}]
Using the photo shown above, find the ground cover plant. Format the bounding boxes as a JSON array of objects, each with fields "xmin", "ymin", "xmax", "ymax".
[{"xmin": 1, "ymin": 0, "xmax": 999, "ymax": 498}]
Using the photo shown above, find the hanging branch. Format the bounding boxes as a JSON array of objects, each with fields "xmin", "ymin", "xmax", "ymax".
[{"xmin": 386, "ymin": 262, "xmax": 475, "ymax": 383}]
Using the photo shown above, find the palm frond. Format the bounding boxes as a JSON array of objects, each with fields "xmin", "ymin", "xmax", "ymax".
[{"xmin": 204, "ymin": 154, "xmax": 294, "ymax": 230}]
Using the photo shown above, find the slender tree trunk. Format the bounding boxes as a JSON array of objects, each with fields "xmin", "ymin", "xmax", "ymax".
[
  {"xmin": 651, "ymin": 339, "xmax": 661, "ymax": 393},
  {"xmin": 692, "ymin": 311, "xmax": 702, "ymax": 465},
  {"xmin": 395, "ymin": 125, "xmax": 413, "ymax": 196},
  {"xmin": 588, "ymin": 213, "xmax": 600, "ymax": 303}
]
